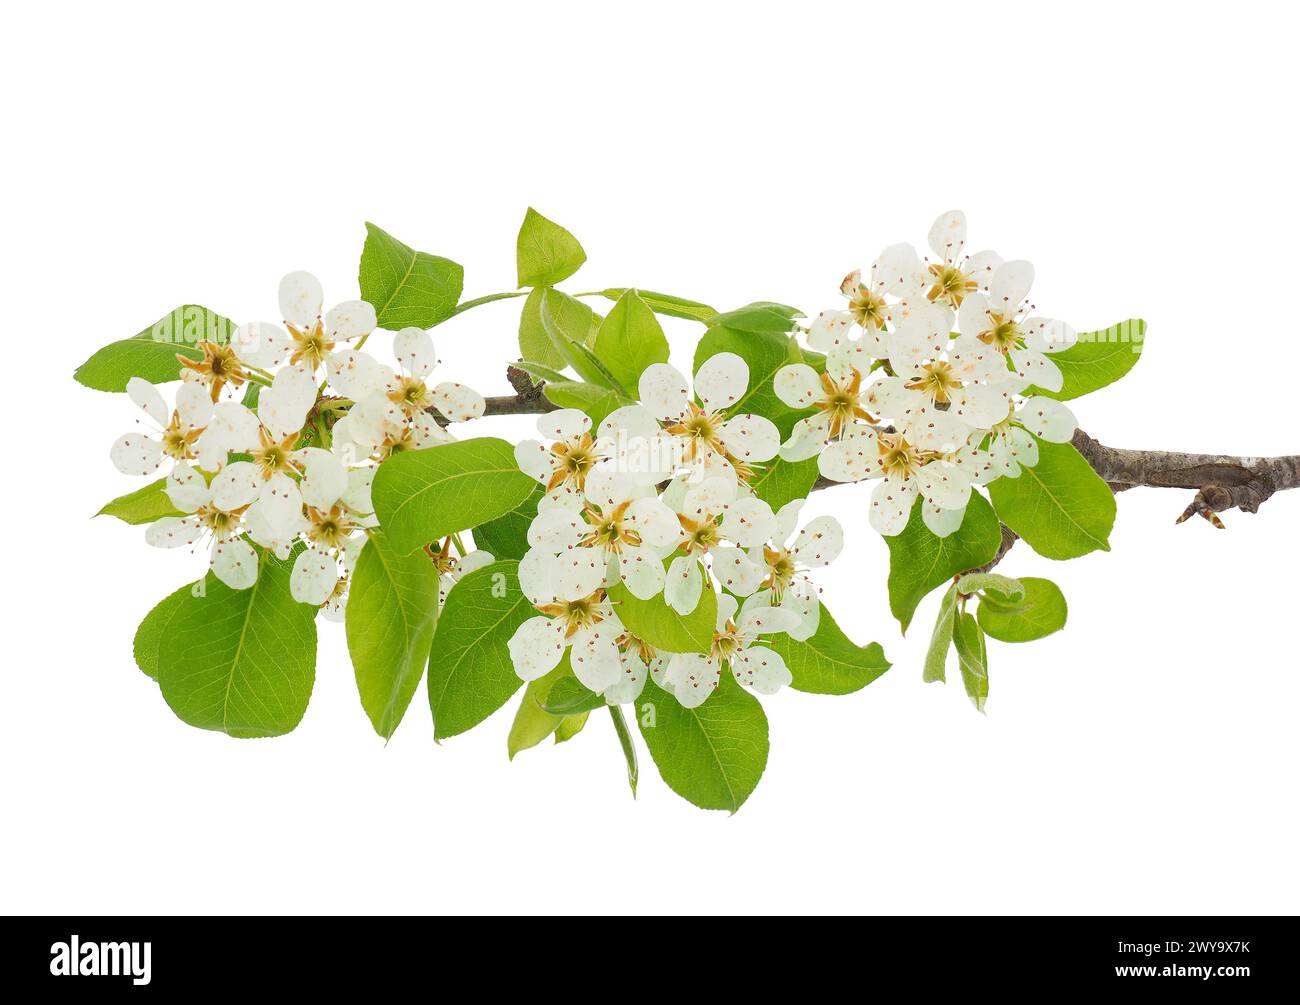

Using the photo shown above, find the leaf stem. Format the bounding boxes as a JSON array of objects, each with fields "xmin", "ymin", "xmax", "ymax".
[{"xmin": 451, "ymin": 291, "xmax": 527, "ymax": 315}]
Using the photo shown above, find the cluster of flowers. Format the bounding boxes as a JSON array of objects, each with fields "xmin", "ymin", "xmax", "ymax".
[
  {"xmin": 506, "ymin": 353, "xmax": 844, "ymax": 708},
  {"xmin": 109, "ymin": 272, "xmax": 488, "ymax": 617},
  {"xmin": 780, "ymin": 210, "xmax": 1079, "ymax": 536}
]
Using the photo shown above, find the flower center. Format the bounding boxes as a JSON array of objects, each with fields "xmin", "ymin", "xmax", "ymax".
[
  {"xmin": 815, "ymin": 369, "xmax": 874, "ymax": 438},
  {"xmin": 548, "ymin": 433, "xmax": 598, "ymax": 490},
  {"xmin": 977, "ymin": 312, "xmax": 1022, "ymax": 354},
  {"xmin": 196, "ymin": 504, "xmax": 243, "ymax": 539},
  {"xmin": 616, "ymin": 630, "xmax": 656, "ymax": 665},
  {"xmin": 580, "ymin": 501, "xmax": 640, "ymax": 555},
  {"xmin": 926, "ymin": 263, "xmax": 976, "ymax": 309},
  {"xmin": 160, "ymin": 413, "xmax": 204, "ymax": 460},
  {"xmin": 177, "ymin": 340, "xmax": 247, "ymax": 401},
  {"xmin": 848, "ymin": 286, "xmax": 889, "ymax": 332},
  {"xmin": 388, "ymin": 375, "xmax": 430, "ymax": 417},
  {"xmin": 762, "ymin": 546, "xmax": 797, "ymax": 599},
  {"xmin": 710, "ymin": 623, "xmax": 741, "ymax": 664},
  {"xmin": 666, "ymin": 403, "xmax": 726, "ymax": 461},
  {"xmin": 288, "ymin": 321, "xmax": 335, "ymax": 370},
  {"xmin": 252, "ymin": 427, "xmax": 302, "ymax": 479},
  {"xmin": 905, "ymin": 360, "xmax": 961, "ymax": 405},
  {"xmin": 308, "ymin": 505, "xmax": 356, "ymax": 550},
  {"xmin": 878, "ymin": 432, "xmax": 923, "ymax": 480},
  {"xmin": 537, "ymin": 590, "xmax": 608, "ymax": 639},
  {"xmin": 678, "ymin": 514, "xmax": 721, "ymax": 555},
  {"xmin": 377, "ymin": 426, "xmax": 416, "ymax": 460}
]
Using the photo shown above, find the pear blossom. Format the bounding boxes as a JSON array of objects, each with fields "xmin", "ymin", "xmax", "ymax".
[
  {"xmin": 747, "ymin": 501, "xmax": 844, "ymax": 640},
  {"xmin": 602, "ymin": 630, "xmax": 662, "ymax": 706},
  {"xmin": 288, "ymin": 448, "xmax": 371, "ymax": 606},
  {"xmin": 665, "ymin": 475, "xmax": 777, "ymax": 614},
  {"xmin": 655, "ymin": 594, "xmax": 800, "ymax": 708},
  {"xmin": 177, "ymin": 340, "xmax": 248, "ymax": 401},
  {"xmin": 956, "ymin": 259, "xmax": 1072, "ymax": 392},
  {"xmin": 230, "ymin": 271, "xmax": 377, "ymax": 374},
  {"xmin": 144, "ymin": 461, "xmax": 265, "ymax": 589},
  {"xmin": 921, "ymin": 210, "xmax": 1003, "ymax": 310},
  {"xmin": 806, "ymin": 242, "xmax": 933, "ymax": 358},
  {"xmin": 110, "ymin": 377, "xmax": 215, "ymax": 476},
  {"xmin": 773, "ymin": 358, "xmax": 877, "ymax": 461},
  {"xmin": 636, "ymin": 353, "xmax": 781, "ymax": 482},
  {"xmin": 523, "ymin": 467, "xmax": 681, "ymax": 600},
  {"xmin": 976, "ymin": 396, "xmax": 1079, "ymax": 481},
  {"xmin": 515, "ymin": 409, "xmax": 617, "ymax": 511},
  {"xmin": 819, "ymin": 426, "xmax": 973, "ymax": 537}
]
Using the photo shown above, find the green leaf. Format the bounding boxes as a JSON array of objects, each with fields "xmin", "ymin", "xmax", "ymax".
[
  {"xmin": 507, "ymin": 659, "xmax": 570, "ymax": 759},
  {"xmin": 156, "ymin": 550, "xmax": 318, "ymax": 738},
  {"xmin": 359, "ymin": 222, "xmax": 464, "ymax": 329},
  {"xmin": 346, "ymin": 531, "xmax": 441, "ymax": 739},
  {"xmin": 748, "ymin": 456, "xmax": 820, "ymax": 512},
  {"xmin": 607, "ymin": 576, "xmax": 716, "ymax": 654},
  {"xmin": 372, "ymin": 438, "xmax": 538, "ymax": 554},
  {"xmin": 592, "ymin": 289, "xmax": 670, "ymax": 391},
  {"xmin": 978, "ymin": 577, "xmax": 1068, "ymax": 643},
  {"xmin": 886, "ymin": 492, "xmax": 1003, "ymax": 633},
  {"xmin": 706, "ymin": 301, "xmax": 803, "ymax": 334},
  {"xmin": 692, "ymin": 325, "xmax": 809, "ymax": 437},
  {"xmin": 608, "ymin": 705, "xmax": 638, "ymax": 797},
  {"xmin": 512, "ymin": 358, "xmax": 570, "ymax": 385},
  {"xmin": 473, "ymin": 483, "xmax": 544, "ymax": 561},
  {"xmin": 555, "ymin": 713, "xmax": 588, "ymax": 743},
  {"xmin": 516, "ymin": 207, "xmax": 587, "ymax": 288},
  {"xmin": 765, "ymin": 602, "xmax": 890, "ymax": 695},
  {"xmin": 541, "ymin": 676, "xmax": 606, "ymax": 715},
  {"xmin": 953, "ymin": 612, "xmax": 989, "ymax": 712},
  {"xmin": 518, "ymin": 287, "xmax": 596, "ymax": 371},
  {"xmin": 133, "ymin": 581, "xmax": 197, "ymax": 680},
  {"xmin": 1029, "ymin": 319, "xmax": 1145, "ymax": 400},
  {"xmin": 955, "ymin": 572, "xmax": 1024, "ymax": 601},
  {"xmin": 635, "ymin": 672, "xmax": 768, "ymax": 813},
  {"xmin": 542, "ymin": 380, "xmax": 628, "ymax": 427},
  {"xmin": 73, "ymin": 305, "xmax": 235, "ymax": 392},
  {"xmin": 988, "ymin": 438, "xmax": 1116, "ymax": 560},
  {"xmin": 598, "ymin": 288, "xmax": 716, "ymax": 322},
  {"xmin": 539, "ymin": 289, "xmax": 624, "ymax": 389},
  {"xmin": 923, "ymin": 585, "xmax": 959, "ymax": 684},
  {"xmin": 427, "ymin": 560, "xmax": 532, "ymax": 740},
  {"xmin": 97, "ymin": 478, "xmax": 183, "ymax": 525}
]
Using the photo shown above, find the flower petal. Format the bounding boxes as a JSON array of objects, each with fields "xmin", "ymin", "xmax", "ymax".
[
  {"xmin": 110, "ymin": 432, "xmax": 163, "ymax": 476},
  {"xmin": 869, "ymin": 476, "xmax": 917, "ymax": 536},
  {"xmin": 127, "ymin": 377, "xmax": 168, "ymax": 427},
  {"xmin": 507, "ymin": 616, "xmax": 567, "ymax": 682},
  {"xmin": 914, "ymin": 460, "xmax": 971, "ymax": 511},
  {"xmin": 210, "ymin": 536, "xmax": 258, "ymax": 590},
  {"xmin": 618, "ymin": 545, "xmax": 666, "ymax": 600},
  {"xmin": 145, "ymin": 515, "xmax": 202, "ymax": 549},
  {"xmin": 732, "ymin": 646, "xmax": 792, "ymax": 694},
  {"xmin": 790, "ymin": 514, "xmax": 843, "ymax": 567},
  {"xmin": 210, "ymin": 460, "xmax": 261, "ymax": 511},
  {"xmin": 773, "ymin": 363, "xmax": 822, "ymax": 409},
  {"xmin": 279, "ymin": 271, "xmax": 323, "ymax": 327},
  {"xmin": 430, "ymin": 382, "xmax": 486, "ymax": 423},
  {"xmin": 324, "ymin": 349, "xmax": 389, "ymax": 400},
  {"xmin": 717, "ymin": 413, "xmax": 780, "ymax": 464},
  {"xmin": 989, "ymin": 259, "xmax": 1034, "ymax": 312},
  {"xmin": 638, "ymin": 363, "xmax": 690, "ymax": 421},
  {"xmin": 714, "ymin": 545, "xmax": 765, "ymax": 596},
  {"xmin": 1019, "ymin": 397, "xmax": 1077, "ymax": 443},
  {"xmin": 694, "ymin": 352, "xmax": 749, "ymax": 413},
  {"xmin": 664, "ymin": 556, "xmax": 703, "ymax": 615},
  {"xmin": 291, "ymin": 547, "xmax": 338, "ymax": 605},
  {"xmin": 166, "ymin": 460, "xmax": 209, "ymax": 512},
  {"xmin": 232, "ymin": 321, "xmax": 292, "ymax": 368},
  {"xmin": 326, "ymin": 300, "xmax": 378, "ymax": 341},
  {"xmin": 928, "ymin": 209, "xmax": 967, "ymax": 262}
]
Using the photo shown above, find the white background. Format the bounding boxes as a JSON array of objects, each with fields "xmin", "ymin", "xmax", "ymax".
[{"xmin": 4, "ymin": 1, "xmax": 1298, "ymax": 915}]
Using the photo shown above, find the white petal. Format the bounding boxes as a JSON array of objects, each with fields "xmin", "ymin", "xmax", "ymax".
[
  {"xmin": 664, "ymin": 556, "xmax": 703, "ymax": 615},
  {"xmin": 732, "ymin": 646, "xmax": 791, "ymax": 694},
  {"xmin": 175, "ymin": 381, "xmax": 215, "ymax": 430},
  {"xmin": 279, "ymin": 271, "xmax": 323, "ymax": 327},
  {"xmin": 210, "ymin": 461, "xmax": 261, "ymax": 510},
  {"xmin": 922, "ymin": 500, "xmax": 966, "ymax": 538},
  {"xmin": 210, "ymin": 536, "xmax": 258, "ymax": 590},
  {"xmin": 507, "ymin": 616, "xmax": 567, "ymax": 682},
  {"xmin": 790, "ymin": 515, "xmax": 843, "ymax": 567},
  {"xmin": 232, "ymin": 322, "xmax": 292, "ymax": 368},
  {"xmin": 903, "ymin": 402, "xmax": 970, "ymax": 452},
  {"xmin": 1010, "ymin": 348, "xmax": 1063, "ymax": 392},
  {"xmin": 165, "ymin": 461, "xmax": 209, "ymax": 512},
  {"xmin": 569, "ymin": 629, "xmax": 624, "ymax": 692},
  {"xmin": 963, "ymin": 250, "xmax": 1004, "ymax": 291},
  {"xmin": 869, "ymin": 476, "xmax": 917, "ymax": 536},
  {"xmin": 775, "ymin": 499, "xmax": 804, "ymax": 546},
  {"xmin": 638, "ymin": 363, "xmax": 690, "ymax": 421},
  {"xmin": 682, "ymin": 476, "xmax": 737, "ymax": 519},
  {"xmin": 258, "ymin": 367, "xmax": 317, "ymax": 440},
  {"xmin": 1008, "ymin": 426, "xmax": 1040, "ymax": 467},
  {"xmin": 928, "ymin": 209, "xmax": 967, "ymax": 262},
  {"xmin": 717, "ymin": 413, "xmax": 780, "ymax": 464},
  {"xmin": 291, "ymin": 547, "xmax": 338, "ymax": 605},
  {"xmin": 526, "ymin": 509, "xmax": 587, "ymax": 551},
  {"xmin": 668, "ymin": 653, "xmax": 720, "ymax": 708},
  {"xmin": 324, "ymin": 349, "xmax": 388, "ymax": 399},
  {"xmin": 951, "ymin": 382, "xmax": 1013, "ymax": 429},
  {"xmin": 326, "ymin": 300, "xmax": 378, "ymax": 341},
  {"xmin": 430, "ymin": 382, "xmax": 486, "ymax": 423},
  {"xmin": 806, "ymin": 310, "xmax": 856, "ymax": 351},
  {"xmin": 603, "ymin": 651, "xmax": 648, "ymax": 705},
  {"xmin": 127, "ymin": 377, "xmax": 168, "ymax": 427},
  {"xmin": 914, "ymin": 460, "xmax": 972, "ymax": 511},
  {"xmin": 518, "ymin": 548, "xmax": 555, "ymax": 605},
  {"xmin": 196, "ymin": 402, "xmax": 260, "ymax": 465},
  {"xmin": 299, "ymin": 448, "xmax": 348, "ymax": 509},
  {"xmin": 780, "ymin": 413, "xmax": 833, "ymax": 462},
  {"xmin": 773, "ymin": 363, "xmax": 822, "ymax": 409},
  {"xmin": 818, "ymin": 427, "xmax": 882, "ymax": 483},
  {"xmin": 782, "ymin": 581, "xmax": 821, "ymax": 641},
  {"xmin": 514, "ymin": 438, "xmax": 555, "ymax": 484},
  {"xmin": 550, "ymin": 548, "xmax": 606, "ymax": 600},
  {"xmin": 989, "ymin": 259, "xmax": 1034, "ymax": 312},
  {"xmin": 872, "ymin": 242, "xmax": 929, "ymax": 298},
  {"xmin": 693, "ymin": 352, "xmax": 749, "ymax": 413},
  {"xmin": 145, "ymin": 516, "xmax": 202, "ymax": 549},
  {"xmin": 252, "ymin": 473, "xmax": 304, "ymax": 531},
  {"xmin": 618, "ymin": 545, "xmax": 666, "ymax": 600},
  {"xmin": 1019, "ymin": 397, "xmax": 1077, "ymax": 443},
  {"xmin": 950, "ymin": 331, "xmax": 1009, "ymax": 384},
  {"xmin": 624, "ymin": 497, "xmax": 682, "ymax": 548},
  {"xmin": 341, "ymin": 466, "xmax": 375, "ymax": 513},
  {"xmin": 392, "ymin": 327, "xmax": 436, "ymax": 378},
  {"xmin": 887, "ymin": 307, "xmax": 949, "ymax": 376},
  {"xmin": 721, "ymin": 497, "xmax": 777, "ymax": 548},
  {"xmin": 1024, "ymin": 317, "xmax": 1077, "ymax": 353},
  {"xmin": 738, "ymin": 604, "xmax": 801, "ymax": 638},
  {"xmin": 714, "ymin": 546, "xmax": 765, "ymax": 596},
  {"xmin": 539, "ymin": 408, "xmax": 592, "ymax": 442},
  {"xmin": 110, "ymin": 433, "xmax": 163, "ymax": 476}
]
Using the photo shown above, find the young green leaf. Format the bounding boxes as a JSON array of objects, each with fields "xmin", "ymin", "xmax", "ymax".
[
  {"xmin": 597, "ymin": 288, "xmax": 716, "ymax": 322},
  {"xmin": 359, "ymin": 222, "xmax": 463, "ymax": 329},
  {"xmin": 706, "ymin": 301, "xmax": 803, "ymax": 334},
  {"xmin": 518, "ymin": 286, "xmax": 596, "ymax": 371},
  {"xmin": 541, "ymin": 676, "xmax": 606, "ymax": 715},
  {"xmin": 371, "ymin": 438, "xmax": 538, "ymax": 554},
  {"xmin": 1028, "ymin": 319, "xmax": 1145, "ymax": 400},
  {"xmin": 977, "ymin": 577, "xmax": 1068, "ymax": 642},
  {"xmin": 346, "ymin": 531, "xmax": 441, "ymax": 739},
  {"xmin": 592, "ymin": 289, "xmax": 670, "ymax": 391},
  {"xmin": 955, "ymin": 572, "xmax": 1024, "ymax": 601},
  {"xmin": 987, "ymin": 438, "xmax": 1116, "ymax": 560},
  {"xmin": 156, "ymin": 550, "xmax": 318, "ymax": 738},
  {"xmin": 607, "ymin": 578, "xmax": 716, "ymax": 654},
  {"xmin": 542, "ymin": 380, "xmax": 628, "ymax": 427},
  {"xmin": 507, "ymin": 659, "xmax": 571, "ymax": 759},
  {"xmin": 765, "ymin": 602, "xmax": 891, "ymax": 695},
  {"xmin": 473, "ymin": 483, "xmax": 544, "ymax": 562},
  {"xmin": 608, "ymin": 705, "xmax": 638, "ymax": 797},
  {"xmin": 636, "ymin": 673, "xmax": 768, "ymax": 813},
  {"xmin": 516, "ymin": 207, "xmax": 587, "ymax": 288},
  {"xmin": 554, "ymin": 713, "xmax": 588, "ymax": 743},
  {"xmin": 426, "ymin": 560, "xmax": 532, "ymax": 740},
  {"xmin": 886, "ymin": 493, "xmax": 1003, "ymax": 633},
  {"xmin": 748, "ymin": 456, "xmax": 820, "ymax": 512},
  {"xmin": 539, "ymin": 289, "xmax": 626, "ymax": 390},
  {"xmin": 133, "ymin": 581, "xmax": 197, "ymax": 680},
  {"xmin": 952, "ymin": 612, "xmax": 989, "ymax": 712},
  {"xmin": 98, "ymin": 478, "xmax": 184, "ymax": 525},
  {"xmin": 923, "ymin": 584, "xmax": 959, "ymax": 684},
  {"xmin": 74, "ymin": 305, "xmax": 235, "ymax": 392}
]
